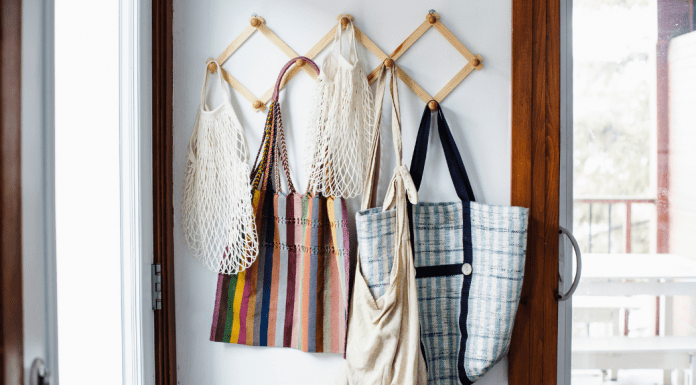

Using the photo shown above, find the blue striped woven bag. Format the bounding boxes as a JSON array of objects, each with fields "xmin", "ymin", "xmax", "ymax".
[{"xmin": 361, "ymin": 104, "xmax": 530, "ymax": 384}]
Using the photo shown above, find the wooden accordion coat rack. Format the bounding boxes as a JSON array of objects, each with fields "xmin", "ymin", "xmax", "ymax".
[{"xmin": 207, "ymin": 11, "xmax": 484, "ymax": 111}]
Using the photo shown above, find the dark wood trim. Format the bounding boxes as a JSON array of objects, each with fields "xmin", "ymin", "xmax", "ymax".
[
  {"xmin": 0, "ymin": 0, "xmax": 24, "ymax": 383},
  {"xmin": 509, "ymin": 0, "xmax": 561, "ymax": 384},
  {"xmin": 152, "ymin": 1, "xmax": 177, "ymax": 384}
]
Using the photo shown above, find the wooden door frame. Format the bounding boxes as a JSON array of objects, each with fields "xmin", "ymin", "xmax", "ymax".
[
  {"xmin": 1, "ymin": 0, "xmax": 24, "ymax": 383},
  {"xmin": 1, "ymin": 0, "xmax": 24, "ymax": 384},
  {"xmin": 150, "ymin": 1, "xmax": 562, "ymax": 384},
  {"xmin": 508, "ymin": 1, "xmax": 561, "ymax": 385},
  {"xmin": 152, "ymin": 1, "xmax": 177, "ymax": 385}
]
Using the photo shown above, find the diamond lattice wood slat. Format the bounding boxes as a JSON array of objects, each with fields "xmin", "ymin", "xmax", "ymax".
[
  {"xmin": 209, "ymin": 11, "xmax": 483, "ymax": 111},
  {"xmin": 362, "ymin": 12, "xmax": 484, "ymax": 104},
  {"xmin": 208, "ymin": 15, "xmax": 336, "ymax": 111}
]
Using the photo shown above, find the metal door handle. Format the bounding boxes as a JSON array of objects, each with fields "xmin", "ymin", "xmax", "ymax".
[
  {"xmin": 558, "ymin": 226, "xmax": 582, "ymax": 301},
  {"xmin": 30, "ymin": 358, "xmax": 51, "ymax": 385}
]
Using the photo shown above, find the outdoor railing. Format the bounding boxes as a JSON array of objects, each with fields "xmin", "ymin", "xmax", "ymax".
[
  {"xmin": 574, "ymin": 196, "xmax": 656, "ymax": 253},
  {"xmin": 575, "ymin": 196, "xmax": 659, "ymax": 335}
]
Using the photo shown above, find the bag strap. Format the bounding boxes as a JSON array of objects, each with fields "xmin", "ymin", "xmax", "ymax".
[
  {"xmin": 254, "ymin": 56, "xmax": 319, "ymax": 194},
  {"xmin": 200, "ymin": 60, "xmax": 230, "ymax": 111},
  {"xmin": 360, "ymin": 61, "xmax": 418, "ymax": 211},
  {"xmin": 360, "ymin": 64, "xmax": 387, "ymax": 210},
  {"xmin": 249, "ymin": 102, "xmax": 287, "ymax": 192},
  {"xmin": 409, "ymin": 103, "xmax": 476, "ymax": 202},
  {"xmin": 250, "ymin": 101, "xmax": 282, "ymax": 192},
  {"xmin": 357, "ymin": 61, "xmax": 418, "ymax": 296},
  {"xmin": 272, "ymin": 57, "xmax": 319, "ymax": 102},
  {"xmin": 332, "ymin": 19, "xmax": 358, "ymax": 65},
  {"xmin": 250, "ymin": 105, "xmax": 270, "ymax": 184},
  {"xmin": 190, "ymin": 60, "xmax": 233, "ymax": 167}
]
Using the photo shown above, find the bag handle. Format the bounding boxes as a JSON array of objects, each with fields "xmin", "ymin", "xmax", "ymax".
[
  {"xmin": 249, "ymin": 109, "xmax": 270, "ymax": 186},
  {"xmin": 409, "ymin": 103, "xmax": 476, "ymax": 203},
  {"xmin": 264, "ymin": 57, "xmax": 320, "ymax": 194},
  {"xmin": 271, "ymin": 56, "xmax": 319, "ymax": 103},
  {"xmin": 250, "ymin": 103, "xmax": 281, "ymax": 192},
  {"xmin": 360, "ymin": 60, "xmax": 418, "ymax": 211},
  {"xmin": 332, "ymin": 19, "xmax": 358, "ymax": 65},
  {"xmin": 200, "ymin": 60, "xmax": 230, "ymax": 111},
  {"xmin": 357, "ymin": 61, "xmax": 417, "ymax": 293}
]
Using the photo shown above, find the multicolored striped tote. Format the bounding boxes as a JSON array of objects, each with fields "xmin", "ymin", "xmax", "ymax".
[{"xmin": 209, "ymin": 58, "xmax": 349, "ymax": 353}]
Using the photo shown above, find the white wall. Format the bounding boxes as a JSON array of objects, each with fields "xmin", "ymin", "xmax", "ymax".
[{"xmin": 173, "ymin": 1, "xmax": 512, "ymax": 384}]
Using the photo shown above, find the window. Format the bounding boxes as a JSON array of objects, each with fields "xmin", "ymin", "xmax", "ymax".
[
  {"xmin": 54, "ymin": 0, "xmax": 150, "ymax": 383},
  {"xmin": 55, "ymin": 1, "xmax": 122, "ymax": 382}
]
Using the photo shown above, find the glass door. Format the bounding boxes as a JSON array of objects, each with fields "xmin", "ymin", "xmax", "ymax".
[{"xmin": 570, "ymin": 0, "xmax": 696, "ymax": 384}]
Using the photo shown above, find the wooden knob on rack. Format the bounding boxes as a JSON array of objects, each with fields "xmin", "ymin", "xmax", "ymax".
[
  {"xmin": 250, "ymin": 17, "xmax": 261, "ymax": 27},
  {"xmin": 384, "ymin": 58, "xmax": 394, "ymax": 68},
  {"xmin": 428, "ymin": 100, "xmax": 438, "ymax": 111},
  {"xmin": 427, "ymin": 14, "xmax": 437, "ymax": 24},
  {"xmin": 253, "ymin": 101, "xmax": 264, "ymax": 109},
  {"xmin": 341, "ymin": 17, "xmax": 350, "ymax": 29},
  {"xmin": 295, "ymin": 58, "xmax": 305, "ymax": 67},
  {"xmin": 207, "ymin": 61, "xmax": 217, "ymax": 73},
  {"xmin": 471, "ymin": 58, "xmax": 481, "ymax": 67}
]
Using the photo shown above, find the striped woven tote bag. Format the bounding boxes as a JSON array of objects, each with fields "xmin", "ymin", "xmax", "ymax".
[
  {"xmin": 209, "ymin": 58, "xmax": 350, "ymax": 353},
  {"xmin": 409, "ymin": 104, "xmax": 529, "ymax": 384}
]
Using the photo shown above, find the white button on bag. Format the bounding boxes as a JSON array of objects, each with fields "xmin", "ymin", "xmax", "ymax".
[{"xmin": 462, "ymin": 263, "xmax": 472, "ymax": 276}]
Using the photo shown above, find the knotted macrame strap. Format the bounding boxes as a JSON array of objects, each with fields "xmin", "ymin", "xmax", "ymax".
[
  {"xmin": 269, "ymin": 57, "xmax": 320, "ymax": 194},
  {"xmin": 251, "ymin": 102, "xmax": 278, "ymax": 191},
  {"xmin": 250, "ymin": 103, "xmax": 272, "ymax": 184},
  {"xmin": 261, "ymin": 106, "xmax": 279, "ymax": 192}
]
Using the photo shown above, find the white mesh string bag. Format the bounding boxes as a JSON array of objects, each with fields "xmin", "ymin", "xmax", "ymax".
[
  {"xmin": 305, "ymin": 20, "xmax": 374, "ymax": 198},
  {"xmin": 182, "ymin": 61, "xmax": 258, "ymax": 275}
]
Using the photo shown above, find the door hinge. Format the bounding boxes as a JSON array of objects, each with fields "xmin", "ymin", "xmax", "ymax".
[{"xmin": 152, "ymin": 263, "xmax": 162, "ymax": 310}]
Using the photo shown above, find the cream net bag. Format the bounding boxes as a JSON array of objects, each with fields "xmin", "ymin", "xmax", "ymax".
[
  {"xmin": 182, "ymin": 61, "xmax": 258, "ymax": 275},
  {"xmin": 305, "ymin": 19, "xmax": 374, "ymax": 198}
]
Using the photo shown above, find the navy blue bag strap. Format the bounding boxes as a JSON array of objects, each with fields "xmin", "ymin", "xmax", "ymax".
[
  {"xmin": 408, "ymin": 102, "xmax": 477, "ymax": 385},
  {"xmin": 409, "ymin": 103, "xmax": 475, "ymax": 202}
]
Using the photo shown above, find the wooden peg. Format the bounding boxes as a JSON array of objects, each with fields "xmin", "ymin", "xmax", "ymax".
[
  {"xmin": 341, "ymin": 17, "xmax": 350, "ymax": 29},
  {"xmin": 427, "ymin": 14, "xmax": 437, "ymax": 24},
  {"xmin": 428, "ymin": 100, "xmax": 438, "ymax": 111},
  {"xmin": 384, "ymin": 58, "xmax": 394, "ymax": 68},
  {"xmin": 471, "ymin": 58, "xmax": 481, "ymax": 67},
  {"xmin": 250, "ymin": 17, "xmax": 261, "ymax": 27},
  {"xmin": 295, "ymin": 58, "xmax": 305, "ymax": 67},
  {"xmin": 253, "ymin": 100, "xmax": 263, "ymax": 109},
  {"xmin": 207, "ymin": 60, "xmax": 217, "ymax": 73}
]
